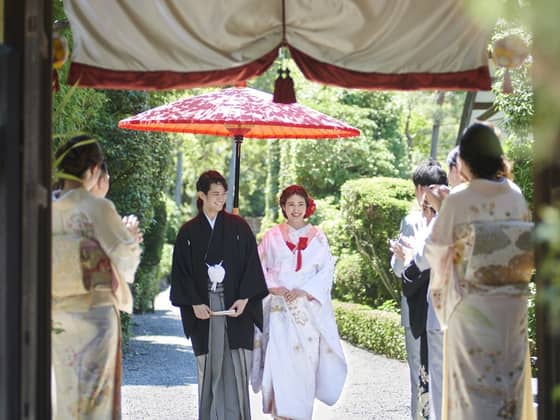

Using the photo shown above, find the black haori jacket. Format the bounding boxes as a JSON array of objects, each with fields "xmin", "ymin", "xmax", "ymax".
[{"xmin": 170, "ymin": 210, "xmax": 268, "ymax": 356}]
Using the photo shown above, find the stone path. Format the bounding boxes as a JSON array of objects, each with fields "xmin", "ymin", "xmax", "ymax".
[{"xmin": 122, "ymin": 289, "xmax": 411, "ymax": 420}]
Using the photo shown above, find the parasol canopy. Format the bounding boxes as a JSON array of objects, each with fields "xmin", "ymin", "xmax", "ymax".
[
  {"xmin": 118, "ymin": 87, "xmax": 360, "ymax": 213},
  {"xmin": 118, "ymin": 87, "xmax": 360, "ymax": 139}
]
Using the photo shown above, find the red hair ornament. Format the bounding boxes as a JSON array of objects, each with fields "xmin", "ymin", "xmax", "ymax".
[{"xmin": 305, "ymin": 197, "xmax": 316, "ymax": 218}]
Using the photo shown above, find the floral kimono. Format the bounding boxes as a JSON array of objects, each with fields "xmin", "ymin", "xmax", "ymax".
[
  {"xmin": 425, "ymin": 179, "xmax": 535, "ymax": 420},
  {"xmin": 51, "ymin": 188, "xmax": 140, "ymax": 419},
  {"xmin": 251, "ymin": 223, "xmax": 347, "ymax": 420}
]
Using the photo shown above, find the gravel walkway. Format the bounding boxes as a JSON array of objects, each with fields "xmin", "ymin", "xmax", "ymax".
[{"xmin": 122, "ymin": 288, "xmax": 411, "ymax": 420}]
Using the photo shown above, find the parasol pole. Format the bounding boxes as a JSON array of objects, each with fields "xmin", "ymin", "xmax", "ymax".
[
  {"xmin": 232, "ymin": 135, "xmax": 243, "ymax": 215},
  {"xmin": 226, "ymin": 142, "xmax": 236, "ymax": 212}
]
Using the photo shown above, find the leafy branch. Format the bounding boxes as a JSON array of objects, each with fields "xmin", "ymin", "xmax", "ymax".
[{"xmin": 351, "ymin": 231, "xmax": 400, "ymax": 302}]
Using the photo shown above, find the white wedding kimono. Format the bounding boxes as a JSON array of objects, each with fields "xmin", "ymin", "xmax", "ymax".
[
  {"xmin": 425, "ymin": 179, "xmax": 535, "ymax": 420},
  {"xmin": 252, "ymin": 224, "xmax": 347, "ymax": 420}
]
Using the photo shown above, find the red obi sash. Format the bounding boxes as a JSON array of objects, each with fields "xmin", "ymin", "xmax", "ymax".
[{"xmin": 286, "ymin": 236, "xmax": 308, "ymax": 272}]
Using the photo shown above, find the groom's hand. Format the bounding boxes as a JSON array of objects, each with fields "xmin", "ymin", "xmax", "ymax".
[
  {"xmin": 192, "ymin": 304, "xmax": 211, "ymax": 319},
  {"xmin": 228, "ymin": 298, "xmax": 249, "ymax": 317}
]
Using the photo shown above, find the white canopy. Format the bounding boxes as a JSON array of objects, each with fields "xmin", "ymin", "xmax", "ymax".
[{"xmin": 63, "ymin": 0, "xmax": 493, "ymax": 90}]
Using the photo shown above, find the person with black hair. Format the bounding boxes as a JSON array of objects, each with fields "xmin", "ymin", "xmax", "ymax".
[
  {"xmin": 425, "ymin": 123, "xmax": 534, "ymax": 419},
  {"xmin": 446, "ymin": 146, "xmax": 464, "ymax": 188},
  {"xmin": 251, "ymin": 185, "xmax": 347, "ymax": 420},
  {"xmin": 390, "ymin": 159, "xmax": 448, "ymax": 419},
  {"xmin": 170, "ymin": 170, "xmax": 268, "ymax": 420},
  {"xmin": 51, "ymin": 135, "xmax": 142, "ymax": 419}
]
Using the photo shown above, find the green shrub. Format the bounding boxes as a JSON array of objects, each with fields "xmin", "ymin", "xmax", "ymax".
[
  {"xmin": 120, "ymin": 312, "xmax": 131, "ymax": 347},
  {"xmin": 132, "ymin": 265, "xmax": 160, "ymax": 313},
  {"xmin": 133, "ymin": 198, "xmax": 167, "ymax": 313},
  {"xmin": 504, "ymin": 137, "xmax": 534, "ymax": 209},
  {"xmin": 334, "ymin": 253, "xmax": 386, "ymax": 308},
  {"xmin": 159, "ymin": 243, "xmax": 174, "ymax": 287},
  {"xmin": 334, "ymin": 300, "xmax": 406, "ymax": 361},
  {"xmin": 313, "ymin": 196, "xmax": 347, "ymax": 257},
  {"xmin": 165, "ymin": 195, "xmax": 193, "ymax": 244},
  {"xmin": 338, "ymin": 177, "xmax": 415, "ymax": 303}
]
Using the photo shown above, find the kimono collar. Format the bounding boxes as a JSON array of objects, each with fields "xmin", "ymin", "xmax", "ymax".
[
  {"xmin": 279, "ymin": 223, "xmax": 318, "ymax": 272},
  {"xmin": 203, "ymin": 211, "xmax": 218, "ymax": 229},
  {"xmin": 198, "ymin": 211, "xmax": 225, "ymax": 265}
]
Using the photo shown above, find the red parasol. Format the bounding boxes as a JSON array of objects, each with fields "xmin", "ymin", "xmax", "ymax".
[{"xmin": 118, "ymin": 87, "xmax": 360, "ymax": 213}]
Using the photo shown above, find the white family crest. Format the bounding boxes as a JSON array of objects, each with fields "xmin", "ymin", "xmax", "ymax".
[{"xmin": 207, "ymin": 261, "xmax": 225, "ymax": 291}]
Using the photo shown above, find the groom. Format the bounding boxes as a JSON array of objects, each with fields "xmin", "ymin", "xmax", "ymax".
[{"xmin": 170, "ymin": 170, "xmax": 268, "ymax": 420}]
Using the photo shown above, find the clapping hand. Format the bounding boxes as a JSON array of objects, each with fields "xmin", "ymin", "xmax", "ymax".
[
  {"xmin": 123, "ymin": 214, "xmax": 143, "ymax": 244},
  {"xmin": 422, "ymin": 185, "xmax": 450, "ymax": 212},
  {"xmin": 389, "ymin": 236, "xmax": 413, "ymax": 263}
]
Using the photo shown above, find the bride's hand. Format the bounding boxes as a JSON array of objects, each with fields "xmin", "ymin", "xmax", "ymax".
[
  {"xmin": 269, "ymin": 287, "xmax": 289, "ymax": 297},
  {"xmin": 285, "ymin": 288, "xmax": 309, "ymax": 303}
]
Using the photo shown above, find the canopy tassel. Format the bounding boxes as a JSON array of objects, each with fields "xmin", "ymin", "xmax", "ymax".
[{"xmin": 273, "ymin": 68, "xmax": 296, "ymax": 104}]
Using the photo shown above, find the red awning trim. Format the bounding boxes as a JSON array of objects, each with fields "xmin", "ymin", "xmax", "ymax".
[
  {"xmin": 289, "ymin": 46, "xmax": 492, "ymax": 91},
  {"xmin": 66, "ymin": 48, "xmax": 279, "ymax": 90},
  {"xmin": 66, "ymin": 44, "xmax": 491, "ymax": 92}
]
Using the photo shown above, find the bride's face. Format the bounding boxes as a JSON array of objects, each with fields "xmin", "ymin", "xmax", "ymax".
[{"xmin": 283, "ymin": 194, "xmax": 307, "ymax": 225}]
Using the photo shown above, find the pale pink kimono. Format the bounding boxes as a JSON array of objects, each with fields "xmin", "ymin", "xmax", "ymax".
[
  {"xmin": 252, "ymin": 223, "xmax": 347, "ymax": 420},
  {"xmin": 425, "ymin": 179, "xmax": 535, "ymax": 420}
]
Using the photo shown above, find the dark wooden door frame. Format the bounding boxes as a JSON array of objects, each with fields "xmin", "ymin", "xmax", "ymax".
[
  {"xmin": 535, "ymin": 131, "xmax": 560, "ymax": 419},
  {"xmin": 1, "ymin": 2, "xmax": 559, "ymax": 419},
  {"xmin": 1, "ymin": 1, "xmax": 53, "ymax": 418}
]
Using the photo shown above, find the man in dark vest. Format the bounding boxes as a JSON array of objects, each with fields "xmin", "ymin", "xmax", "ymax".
[{"xmin": 171, "ymin": 170, "xmax": 268, "ymax": 420}]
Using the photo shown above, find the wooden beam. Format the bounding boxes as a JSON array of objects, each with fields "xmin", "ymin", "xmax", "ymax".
[
  {"xmin": 0, "ymin": 43, "xmax": 22, "ymax": 420},
  {"xmin": 2, "ymin": 0, "xmax": 53, "ymax": 418},
  {"xmin": 456, "ymin": 91, "xmax": 476, "ymax": 144}
]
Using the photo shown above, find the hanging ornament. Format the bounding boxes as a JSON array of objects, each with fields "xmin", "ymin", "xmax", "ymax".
[
  {"xmin": 492, "ymin": 34, "xmax": 529, "ymax": 94},
  {"xmin": 273, "ymin": 47, "xmax": 296, "ymax": 104},
  {"xmin": 52, "ymin": 32, "xmax": 69, "ymax": 92},
  {"xmin": 52, "ymin": 32, "xmax": 69, "ymax": 70},
  {"xmin": 273, "ymin": 68, "xmax": 297, "ymax": 104}
]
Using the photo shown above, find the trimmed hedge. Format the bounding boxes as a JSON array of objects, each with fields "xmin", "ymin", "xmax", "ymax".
[
  {"xmin": 334, "ymin": 253, "xmax": 386, "ymax": 307},
  {"xmin": 334, "ymin": 177, "xmax": 415, "ymax": 304},
  {"xmin": 334, "ymin": 300, "xmax": 406, "ymax": 361},
  {"xmin": 133, "ymin": 197, "xmax": 167, "ymax": 313}
]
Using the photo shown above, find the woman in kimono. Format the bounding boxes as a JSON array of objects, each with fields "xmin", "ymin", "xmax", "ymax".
[
  {"xmin": 252, "ymin": 185, "xmax": 347, "ymax": 420},
  {"xmin": 51, "ymin": 135, "xmax": 142, "ymax": 419},
  {"xmin": 425, "ymin": 123, "xmax": 535, "ymax": 420}
]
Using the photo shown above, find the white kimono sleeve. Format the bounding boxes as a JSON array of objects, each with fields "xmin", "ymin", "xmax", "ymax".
[
  {"xmin": 300, "ymin": 230, "xmax": 334, "ymax": 307},
  {"xmin": 258, "ymin": 230, "xmax": 281, "ymax": 289}
]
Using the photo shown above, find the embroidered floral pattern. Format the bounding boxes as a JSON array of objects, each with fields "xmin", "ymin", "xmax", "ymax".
[
  {"xmin": 287, "ymin": 300, "xmax": 309, "ymax": 326},
  {"xmin": 66, "ymin": 211, "xmax": 94, "ymax": 239}
]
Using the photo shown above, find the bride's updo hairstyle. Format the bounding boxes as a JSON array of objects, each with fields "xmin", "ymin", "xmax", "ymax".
[
  {"xmin": 459, "ymin": 123, "xmax": 512, "ymax": 180},
  {"xmin": 279, "ymin": 185, "xmax": 316, "ymax": 219}
]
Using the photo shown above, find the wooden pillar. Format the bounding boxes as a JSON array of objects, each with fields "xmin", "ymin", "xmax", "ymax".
[
  {"xmin": 534, "ymin": 105, "xmax": 560, "ymax": 420},
  {"xmin": 532, "ymin": 1, "xmax": 560, "ymax": 417},
  {"xmin": 1, "ymin": 0, "xmax": 52, "ymax": 418}
]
